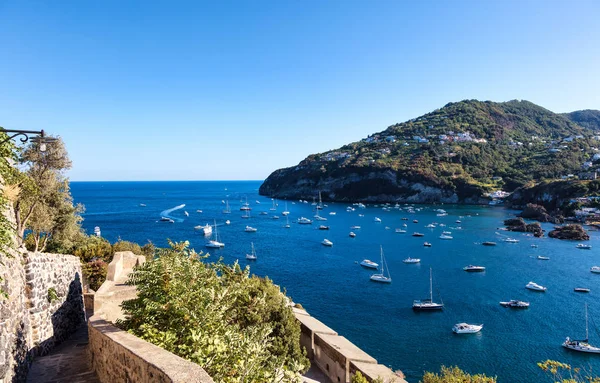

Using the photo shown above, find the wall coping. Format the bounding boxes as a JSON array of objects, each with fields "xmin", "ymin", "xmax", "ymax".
[
  {"xmin": 88, "ymin": 314, "xmax": 214, "ymax": 383},
  {"xmin": 295, "ymin": 312, "xmax": 338, "ymax": 336},
  {"xmin": 316, "ymin": 333, "xmax": 378, "ymax": 364}
]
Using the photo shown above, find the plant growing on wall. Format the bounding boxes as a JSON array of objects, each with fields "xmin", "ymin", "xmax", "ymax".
[
  {"xmin": 47, "ymin": 287, "xmax": 58, "ymax": 303},
  {"xmin": 0, "ymin": 130, "xmax": 19, "ymax": 299},
  {"xmin": 118, "ymin": 240, "xmax": 308, "ymax": 383}
]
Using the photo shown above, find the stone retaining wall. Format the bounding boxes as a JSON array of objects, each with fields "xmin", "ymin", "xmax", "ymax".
[{"xmin": 87, "ymin": 314, "xmax": 214, "ymax": 383}]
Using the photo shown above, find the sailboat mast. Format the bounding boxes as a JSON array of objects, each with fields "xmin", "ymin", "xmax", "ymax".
[
  {"xmin": 586, "ymin": 303, "xmax": 589, "ymax": 341},
  {"xmin": 380, "ymin": 246, "xmax": 384, "ymax": 274},
  {"xmin": 429, "ymin": 268, "xmax": 433, "ymax": 302}
]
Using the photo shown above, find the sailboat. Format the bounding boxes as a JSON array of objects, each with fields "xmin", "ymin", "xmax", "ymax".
[
  {"xmin": 370, "ymin": 246, "xmax": 392, "ymax": 283},
  {"xmin": 270, "ymin": 198, "xmax": 277, "ymax": 211},
  {"xmin": 316, "ymin": 191, "xmax": 323, "ymax": 210},
  {"xmin": 205, "ymin": 220, "xmax": 224, "ymax": 248},
  {"xmin": 413, "ymin": 268, "xmax": 444, "ymax": 310},
  {"xmin": 281, "ymin": 201, "xmax": 290, "ymax": 216},
  {"xmin": 246, "ymin": 242, "xmax": 257, "ymax": 260},
  {"xmin": 222, "ymin": 200, "xmax": 231, "ymax": 214},
  {"xmin": 563, "ymin": 303, "xmax": 600, "ymax": 353},
  {"xmin": 240, "ymin": 197, "xmax": 251, "ymax": 211},
  {"xmin": 283, "ymin": 215, "xmax": 291, "ymax": 228},
  {"xmin": 241, "ymin": 208, "xmax": 251, "ymax": 219}
]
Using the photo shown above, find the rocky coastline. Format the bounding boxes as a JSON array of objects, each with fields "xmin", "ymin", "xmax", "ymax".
[{"xmin": 548, "ymin": 224, "xmax": 590, "ymax": 240}]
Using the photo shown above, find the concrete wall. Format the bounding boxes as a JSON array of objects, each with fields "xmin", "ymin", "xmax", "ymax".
[
  {"xmin": 88, "ymin": 314, "xmax": 214, "ymax": 383},
  {"xmin": 0, "ymin": 250, "xmax": 85, "ymax": 383}
]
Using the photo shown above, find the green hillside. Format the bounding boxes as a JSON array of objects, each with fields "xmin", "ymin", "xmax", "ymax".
[
  {"xmin": 260, "ymin": 100, "xmax": 599, "ymax": 203},
  {"xmin": 562, "ymin": 109, "xmax": 600, "ymax": 130}
]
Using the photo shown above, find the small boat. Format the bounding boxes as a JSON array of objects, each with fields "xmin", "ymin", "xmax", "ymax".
[
  {"xmin": 167, "ymin": 219, "xmax": 175, "ymax": 223},
  {"xmin": 504, "ymin": 238, "xmax": 519, "ymax": 243},
  {"xmin": 531, "ymin": 244, "xmax": 538, "ymax": 248},
  {"xmin": 482, "ymin": 242, "xmax": 497, "ymax": 246},
  {"xmin": 463, "ymin": 265, "xmax": 485, "ymax": 272},
  {"xmin": 351, "ymin": 225, "xmax": 361, "ymax": 229},
  {"xmin": 374, "ymin": 217, "xmax": 382, "ymax": 222},
  {"xmin": 244, "ymin": 226, "xmax": 257, "ymax": 232},
  {"xmin": 525, "ymin": 281, "xmax": 546, "ymax": 291},
  {"xmin": 402, "ymin": 217, "xmax": 408, "ymax": 220},
  {"xmin": 370, "ymin": 246, "xmax": 392, "ymax": 283},
  {"xmin": 272, "ymin": 215, "xmax": 280, "ymax": 220},
  {"xmin": 360, "ymin": 259, "xmax": 379, "ymax": 269},
  {"xmin": 563, "ymin": 303, "xmax": 600, "ymax": 354},
  {"xmin": 413, "ymin": 220, "xmax": 419, "ymax": 223},
  {"xmin": 577, "ymin": 244, "xmax": 592, "ymax": 250},
  {"xmin": 184, "ymin": 211, "xmax": 189, "ymax": 217},
  {"xmin": 500, "ymin": 300, "xmax": 530, "ymax": 308},
  {"xmin": 395, "ymin": 228, "xmax": 407, "ymax": 233},
  {"xmin": 426, "ymin": 224, "xmax": 436, "ymax": 228},
  {"xmin": 442, "ymin": 231, "xmax": 452, "ymax": 235},
  {"xmin": 246, "ymin": 242, "xmax": 257, "ymax": 260},
  {"xmin": 195, "ymin": 223, "xmax": 213, "ymax": 236},
  {"xmin": 412, "ymin": 232, "xmax": 424, "ymax": 237},
  {"xmin": 322, "ymin": 239, "xmax": 333, "ymax": 246},
  {"xmin": 456, "ymin": 220, "xmax": 461, "ymax": 223},
  {"xmin": 439, "ymin": 235, "xmax": 453, "ymax": 240},
  {"xmin": 452, "ymin": 323, "xmax": 483, "ymax": 334},
  {"xmin": 537, "ymin": 256, "xmax": 550, "ymax": 260},
  {"xmin": 319, "ymin": 225, "xmax": 330, "ymax": 230},
  {"xmin": 298, "ymin": 217, "xmax": 312, "ymax": 224},
  {"xmin": 329, "ymin": 212, "xmax": 336, "ymax": 215},
  {"xmin": 269, "ymin": 199, "xmax": 277, "ymax": 211},
  {"xmin": 283, "ymin": 216, "xmax": 291, "ymax": 228},
  {"xmin": 574, "ymin": 288, "xmax": 590, "ymax": 293},
  {"xmin": 591, "ymin": 266, "xmax": 600, "ymax": 274},
  {"xmin": 160, "ymin": 216, "xmax": 171, "ymax": 222},
  {"xmin": 260, "ymin": 211, "xmax": 268, "ymax": 215},
  {"xmin": 281, "ymin": 202, "xmax": 290, "ymax": 216},
  {"xmin": 225, "ymin": 220, "xmax": 230, "ymax": 225},
  {"xmin": 255, "ymin": 200, "xmax": 260, "ymax": 204},
  {"xmin": 349, "ymin": 231, "xmax": 356, "ymax": 237},
  {"xmin": 196, "ymin": 210, "xmax": 203, "ymax": 213},
  {"xmin": 403, "ymin": 257, "xmax": 421, "ymax": 264},
  {"xmin": 222, "ymin": 200, "xmax": 231, "ymax": 214},
  {"xmin": 413, "ymin": 268, "xmax": 443, "ymax": 310},
  {"xmin": 139, "ymin": 203, "xmax": 146, "ymax": 207},
  {"xmin": 423, "ymin": 242, "xmax": 432, "ymax": 247}
]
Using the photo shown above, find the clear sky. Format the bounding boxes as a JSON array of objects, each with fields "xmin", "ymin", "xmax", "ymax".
[{"xmin": 0, "ymin": 0, "xmax": 598, "ymax": 181}]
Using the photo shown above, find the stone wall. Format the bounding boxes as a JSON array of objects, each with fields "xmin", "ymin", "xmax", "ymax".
[
  {"xmin": 0, "ymin": 250, "xmax": 85, "ymax": 382},
  {"xmin": 88, "ymin": 314, "xmax": 214, "ymax": 383}
]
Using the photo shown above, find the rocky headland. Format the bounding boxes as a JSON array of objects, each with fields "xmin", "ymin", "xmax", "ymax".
[
  {"xmin": 503, "ymin": 217, "xmax": 544, "ymax": 237},
  {"xmin": 548, "ymin": 224, "xmax": 590, "ymax": 240}
]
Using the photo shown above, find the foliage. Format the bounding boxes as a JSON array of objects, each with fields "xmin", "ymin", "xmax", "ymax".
[
  {"xmin": 0, "ymin": 130, "xmax": 19, "ymax": 299},
  {"xmin": 73, "ymin": 235, "xmax": 113, "ymax": 263},
  {"xmin": 83, "ymin": 259, "xmax": 108, "ymax": 291},
  {"xmin": 112, "ymin": 239, "xmax": 142, "ymax": 255},
  {"xmin": 140, "ymin": 241, "xmax": 156, "ymax": 259},
  {"xmin": 118, "ymin": 241, "xmax": 308, "ymax": 383},
  {"xmin": 563, "ymin": 110, "xmax": 600, "ymax": 131},
  {"xmin": 420, "ymin": 366, "xmax": 496, "ymax": 383},
  {"xmin": 351, "ymin": 371, "xmax": 385, "ymax": 383},
  {"xmin": 538, "ymin": 360, "xmax": 600, "ymax": 383},
  {"xmin": 47, "ymin": 287, "xmax": 58, "ymax": 303}
]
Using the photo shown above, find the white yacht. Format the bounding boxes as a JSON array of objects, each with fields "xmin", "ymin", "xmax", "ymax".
[
  {"xmin": 184, "ymin": 211, "xmax": 189, "ymax": 217},
  {"xmin": 374, "ymin": 217, "xmax": 382, "ymax": 223},
  {"xmin": 413, "ymin": 268, "xmax": 443, "ymax": 310},
  {"xmin": 329, "ymin": 212, "xmax": 337, "ymax": 216},
  {"xmin": 439, "ymin": 234, "xmax": 453, "ymax": 240},
  {"xmin": 403, "ymin": 257, "xmax": 420, "ymax": 264},
  {"xmin": 426, "ymin": 224, "xmax": 436, "ymax": 228},
  {"xmin": 463, "ymin": 265, "xmax": 485, "ymax": 272},
  {"xmin": 370, "ymin": 246, "xmax": 392, "ymax": 283},
  {"xmin": 195, "ymin": 223, "xmax": 213, "ymax": 236},
  {"xmin": 225, "ymin": 220, "xmax": 230, "ymax": 225},
  {"xmin": 322, "ymin": 239, "xmax": 333, "ymax": 247},
  {"xmin": 504, "ymin": 238, "xmax": 519, "ymax": 243},
  {"xmin": 537, "ymin": 256, "xmax": 550, "ymax": 260},
  {"xmin": 349, "ymin": 231, "xmax": 356, "ymax": 238},
  {"xmin": 591, "ymin": 266, "xmax": 600, "ymax": 274},
  {"xmin": 452, "ymin": 323, "xmax": 483, "ymax": 334},
  {"xmin": 205, "ymin": 220, "xmax": 224, "ymax": 248},
  {"xmin": 351, "ymin": 225, "xmax": 361, "ymax": 229},
  {"xmin": 360, "ymin": 259, "xmax": 379, "ymax": 269},
  {"xmin": 246, "ymin": 242, "xmax": 257, "ymax": 260},
  {"xmin": 525, "ymin": 281, "xmax": 546, "ymax": 291},
  {"xmin": 222, "ymin": 200, "xmax": 231, "ymax": 214},
  {"xmin": 395, "ymin": 228, "xmax": 407, "ymax": 233},
  {"xmin": 244, "ymin": 226, "xmax": 257, "ymax": 232},
  {"xmin": 442, "ymin": 231, "xmax": 452, "ymax": 235},
  {"xmin": 563, "ymin": 304, "xmax": 600, "ymax": 353},
  {"xmin": 577, "ymin": 244, "xmax": 592, "ymax": 250},
  {"xmin": 298, "ymin": 217, "xmax": 312, "ymax": 224},
  {"xmin": 500, "ymin": 300, "xmax": 530, "ymax": 308}
]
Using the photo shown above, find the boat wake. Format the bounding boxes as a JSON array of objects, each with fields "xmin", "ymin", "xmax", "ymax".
[{"xmin": 160, "ymin": 204, "xmax": 186, "ymax": 222}]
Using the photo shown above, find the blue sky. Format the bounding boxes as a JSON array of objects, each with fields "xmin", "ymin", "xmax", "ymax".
[{"xmin": 1, "ymin": 0, "xmax": 598, "ymax": 181}]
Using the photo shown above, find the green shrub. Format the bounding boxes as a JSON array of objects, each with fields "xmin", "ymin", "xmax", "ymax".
[
  {"xmin": 83, "ymin": 259, "xmax": 108, "ymax": 291},
  {"xmin": 112, "ymin": 239, "xmax": 142, "ymax": 255},
  {"xmin": 47, "ymin": 287, "xmax": 58, "ymax": 303},
  {"xmin": 421, "ymin": 366, "xmax": 496, "ymax": 383},
  {"xmin": 73, "ymin": 236, "xmax": 112, "ymax": 263}
]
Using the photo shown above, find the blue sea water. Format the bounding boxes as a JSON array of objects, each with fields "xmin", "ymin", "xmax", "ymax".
[{"xmin": 71, "ymin": 180, "xmax": 600, "ymax": 382}]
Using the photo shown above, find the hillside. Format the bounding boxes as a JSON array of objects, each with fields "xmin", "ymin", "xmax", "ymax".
[
  {"xmin": 259, "ymin": 100, "xmax": 600, "ymax": 203},
  {"xmin": 562, "ymin": 109, "xmax": 600, "ymax": 130}
]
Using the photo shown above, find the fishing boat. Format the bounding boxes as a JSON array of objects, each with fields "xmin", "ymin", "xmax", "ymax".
[
  {"xmin": 195, "ymin": 223, "xmax": 213, "ymax": 236},
  {"xmin": 246, "ymin": 242, "xmax": 257, "ymax": 260},
  {"xmin": 500, "ymin": 300, "xmax": 530, "ymax": 308},
  {"xmin": 403, "ymin": 257, "xmax": 420, "ymax": 264},
  {"xmin": 205, "ymin": 220, "xmax": 225, "ymax": 248},
  {"xmin": 574, "ymin": 288, "xmax": 590, "ymax": 293},
  {"xmin": 591, "ymin": 266, "xmax": 600, "ymax": 274},
  {"xmin": 222, "ymin": 200, "xmax": 231, "ymax": 214},
  {"xmin": 537, "ymin": 256, "xmax": 550, "ymax": 260},
  {"xmin": 360, "ymin": 259, "xmax": 378, "ymax": 269},
  {"xmin": 349, "ymin": 231, "xmax": 356, "ymax": 238},
  {"xmin": 463, "ymin": 265, "xmax": 485, "ymax": 272},
  {"xmin": 577, "ymin": 244, "xmax": 592, "ymax": 250},
  {"xmin": 322, "ymin": 239, "xmax": 333, "ymax": 247},
  {"xmin": 244, "ymin": 226, "xmax": 257, "ymax": 232},
  {"xmin": 370, "ymin": 246, "xmax": 392, "ymax": 283},
  {"xmin": 482, "ymin": 242, "xmax": 497, "ymax": 246},
  {"xmin": 563, "ymin": 303, "xmax": 600, "ymax": 353},
  {"xmin": 525, "ymin": 281, "xmax": 546, "ymax": 291},
  {"xmin": 423, "ymin": 242, "xmax": 432, "ymax": 247},
  {"xmin": 298, "ymin": 217, "xmax": 312, "ymax": 224},
  {"xmin": 413, "ymin": 268, "xmax": 443, "ymax": 310},
  {"xmin": 452, "ymin": 323, "xmax": 483, "ymax": 334},
  {"xmin": 412, "ymin": 232, "xmax": 424, "ymax": 237}
]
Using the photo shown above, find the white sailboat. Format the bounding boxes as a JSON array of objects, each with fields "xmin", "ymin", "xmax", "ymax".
[
  {"xmin": 370, "ymin": 246, "xmax": 392, "ymax": 283},
  {"xmin": 563, "ymin": 303, "xmax": 600, "ymax": 353},
  {"xmin": 241, "ymin": 208, "xmax": 251, "ymax": 219},
  {"xmin": 282, "ymin": 201, "xmax": 290, "ymax": 216},
  {"xmin": 283, "ymin": 215, "xmax": 291, "ymax": 228},
  {"xmin": 222, "ymin": 200, "xmax": 231, "ymax": 214},
  {"xmin": 246, "ymin": 242, "xmax": 257, "ymax": 260},
  {"xmin": 205, "ymin": 220, "xmax": 224, "ymax": 248},
  {"xmin": 316, "ymin": 191, "xmax": 323, "ymax": 210},
  {"xmin": 413, "ymin": 268, "xmax": 444, "ymax": 310},
  {"xmin": 240, "ymin": 197, "xmax": 251, "ymax": 211}
]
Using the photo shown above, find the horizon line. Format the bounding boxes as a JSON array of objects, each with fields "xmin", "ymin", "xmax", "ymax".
[{"xmin": 70, "ymin": 179, "xmax": 264, "ymax": 182}]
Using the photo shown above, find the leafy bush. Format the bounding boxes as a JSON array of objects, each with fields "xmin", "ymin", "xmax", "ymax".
[
  {"xmin": 118, "ymin": 241, "xmax": 308, "ymax": 382},
  {"xmin": 421, "ymin": 366, "xmax": 496, "ymax": 383},
  {"xmin": 140, "ymin": 241, "xmax": 156, "ymax": 259},
  {"xmin": 112, "ymin": 239, "xmax": 142, "ymax": 255},
  {"xmin": 538, "ymin": 360, "xmax": 600, "ymax": 383},
  {"xmin": 83, "ymin": 259, "xmax": 108, "ymax": 291},
  {"xmin": 73, "ymin": 236, "xmax": 112, "ymax": 263}
]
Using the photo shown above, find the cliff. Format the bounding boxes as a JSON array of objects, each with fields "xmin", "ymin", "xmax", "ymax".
[{"xmin": 260, "ymin": 99, "xmax": 596, "ymax": 203}]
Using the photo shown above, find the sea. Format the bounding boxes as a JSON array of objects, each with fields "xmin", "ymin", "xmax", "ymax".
[{"xmin": 71, "ymin": 180, "xmax": 600, "ymax": 382}]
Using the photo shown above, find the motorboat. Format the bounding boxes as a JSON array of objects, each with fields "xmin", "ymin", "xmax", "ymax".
[
  {"xmin": 160, "ymin": 216, "xmax": 171, "ymax": 222},
  {"xmin": 360, "ymin": 259, "xmax": 379, "ymax": 269},
  {"xmin": 591, "ymin": 266, "xmax": 600, "ymax": 274},
  {"xmin": 349, "ymin": 231, "xmax": 356, "ymax": 238},
  {"xmin": 439, "ymin": 234, "xmax": 453, "ymax": 240},
  {"xmin": 351, "ymin": 225, "xmax": 361, "ymax": 229},
  {"xmin": 195, "ymin": 224, "xmax": 213, "ymax": 236},
  {"xmin": 531, "ymin": 244, "xmax": 538, "ymax": 248},
  {"xmin": 412, "ymin": 232, "xmax": 424, "ymax": 237},
  {"xmin": 322, "ymin": 239, "xmax": 333, "ymax": 246},
  {"xmin": 272, "ymin": 215, "xmax": 280, "ymax": 220},
  {"xmin": 260, "ymin": 211, "xmax": 268, "ymax": 215},
  {"xmin": 577, "ymin": 244, "xmax": 592, "ymax": 250},
  {"xmin": 463, "ymin": 265, "xmax": 485, "ymax": 272},
  {"xmin": 370, "ymin": 246, "xmax": 392, "ymax": 283},
  {"xmin": 298, "ymin": 217, "xmax": 312, "ymax": 224},
  {"xmin": 525, "ymin": 281, "xmax": 547, "ymax": 291},
  {"xmin": 413, "ymin": 220, "xmax": 419, "ymax": 223},
  {"xmin": 395, "ymin": 229, "xmax": 407, "ymax": 233},
  {"xmin": 574, "ymin": 288, "xmax": 591, "ymax": 293},
  {"xmin": 244, "ymin": 226, "xmax": 257, "ymax": 232},
  {"xmin": 537, "ymin": 256, "xmax": 550, "ymax": 260},
  {"xmin": 246, "ymin": 242, "xmax": 257, "ymax": 260},
  {"xmin": 319, "ymin": 225, "xmax": 330, "ymax": 230},
  {"xmin": 426, "ymin": 224, "xmax": 436, "ymax": 228},
  {"xmin": 196, "ymin": 210, "xmax": 203, "ymax": 213},
  {"xmin": 413, "ymin": 268, "xmax": 443, "ymax": 310},
  {"xmin": 452, "ymin": 323, "xmax": 483, "ymax": 334},
  {"xmin": 225, "ymin": 220, "xmax": 230, "ymax": 225},
  {"xmin": 482, "ymin": 242, "xmax": 497, "ymax": 246},
  {"xmin": 504, "ymin": 238, "xmax": 519, "ymax": 243},
  {"xmin": 139, "ymin": 203, "xmax": 146, "ymax": 207},
  {"xmin": 403, "ymin": 257, "xmax": 420, "ymax": 264},
  {"xmin": 329, "ymin": 212, "xmax": 336, "ymax": 215},
  {"xmin": 423, "ymin": 242, "xmax": 432, "ymax": 247},
  {"xmin": 374, "ymin": 217, "xmax": 382, "ymax": 222},
  {"xmin": 563, "ymin": 304, "xmax": 600, "ymax": 353},
  {"xmin": 442, "ymin": 231, "xmax": 452, "ymax": 235},
  {"xmin": 500, "ymin": 300, "xmax": 530, "ymax": 308},
  {"xmin": 456, "ymin": 220, "xmax": 461, "ymax": 223}
]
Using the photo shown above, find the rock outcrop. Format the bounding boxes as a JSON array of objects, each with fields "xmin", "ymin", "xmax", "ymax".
[
  {"xmin": 518, "ymin": 203, "xmax": 562, "ymax": 223},
  {"xmin": 503, "ymin": 217, "xmax": 544, "ymax": 237},
  {"xmin": 548, "ymin": 224, "xmax": 590, "ymax": 240}
]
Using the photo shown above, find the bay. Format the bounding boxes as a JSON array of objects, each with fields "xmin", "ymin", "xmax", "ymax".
[{"xmin": 71, "ymin": 180, "xmax": 600, "ymax": 382}]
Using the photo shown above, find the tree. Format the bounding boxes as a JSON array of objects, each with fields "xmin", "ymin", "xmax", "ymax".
[
  {"xmin": 420, "ymin": 366, "xmax": 496, "ymax": 383},
  {"xmin": 538, "ymin": 360, "xmax": 600, "ymax": 383},
  {"xmin": 118, "ymin": 241, "xmax": 307, "ymax": 383}
]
